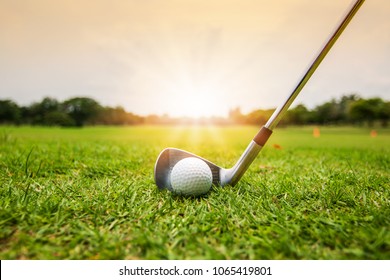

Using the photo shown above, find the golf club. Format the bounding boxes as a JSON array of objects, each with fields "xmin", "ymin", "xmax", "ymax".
[{"xmin": 154, "ymin": 0, "xmax": 365, "ymax": 190}]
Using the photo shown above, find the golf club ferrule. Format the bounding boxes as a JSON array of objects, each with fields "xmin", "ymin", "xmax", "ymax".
[{"xmin": 253, "ymin": 126, "xmax": 273, "ymax": 146}]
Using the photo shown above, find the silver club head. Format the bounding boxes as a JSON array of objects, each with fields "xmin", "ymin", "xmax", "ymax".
[
  {"xmin": 154, "ymin": 148, "xmax": 223, "ymax": 191},
  {"xmin": 154, "ymin": 133, "xmax": 269, "ymax": 190}
]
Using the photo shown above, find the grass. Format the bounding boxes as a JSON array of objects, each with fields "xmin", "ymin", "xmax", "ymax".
[{"xmin": 0, "ymin": 125, "xmax": 389, "ymax": 259}]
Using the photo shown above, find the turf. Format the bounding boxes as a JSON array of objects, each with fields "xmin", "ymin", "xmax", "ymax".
[{"xmin": 0, "ymin": 125, "xmax": 389, "ymax": 259}]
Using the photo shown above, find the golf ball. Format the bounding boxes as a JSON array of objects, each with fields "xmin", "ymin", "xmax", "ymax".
[{"xmin": 170, "ymin": 157, "xmax": 212, "ymax": 196}]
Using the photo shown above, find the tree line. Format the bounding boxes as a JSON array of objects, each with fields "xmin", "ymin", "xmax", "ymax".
[
  {"xmin": 0, "ymin": 94, "xmax": 389, "ymax": 127},
  {"xmin": 229, "ymin": 94, "xmax": 389, "ymax": 127}
]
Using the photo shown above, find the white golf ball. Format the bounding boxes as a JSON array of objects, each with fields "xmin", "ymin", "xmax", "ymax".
[{"xmin": 170, "ymin": 157, "xmax": 212, "ymax": 196}]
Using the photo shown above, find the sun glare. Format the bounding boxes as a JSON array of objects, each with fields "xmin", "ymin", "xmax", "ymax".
[
  {"xmin": 184, "ymin": 95, "xmax": 213, "ymax": 118},
  {"xmin": 170, "ymin": 85, "xmax": 222, "ymax": 118}
]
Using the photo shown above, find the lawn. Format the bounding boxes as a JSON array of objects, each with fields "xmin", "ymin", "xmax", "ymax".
[{"xmin": 0, "ymin": 125, "xmax": 389, "ymax": 259}]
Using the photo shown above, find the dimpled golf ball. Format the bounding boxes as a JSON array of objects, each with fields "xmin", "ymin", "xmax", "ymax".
[{"xmin": 170, "ymin": 157, "xmax": 212, "ymax": 196}]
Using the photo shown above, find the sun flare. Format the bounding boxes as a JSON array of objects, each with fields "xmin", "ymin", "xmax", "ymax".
[{"xmin": 170, "ymin": 85, "xmax": 221, "ymax": 118}]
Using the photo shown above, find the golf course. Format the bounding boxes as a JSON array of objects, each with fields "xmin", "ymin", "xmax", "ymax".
[{"xmin": 0, "ymin": 125, "xmax": 389, "ymax": 259}]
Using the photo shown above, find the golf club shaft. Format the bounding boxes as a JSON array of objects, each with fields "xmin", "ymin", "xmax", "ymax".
[
  {"xmin": 264, "ymin": 0, "xmax": 365, "ymax": 131},
  {"xmin": 227, "ymin": 0, "xmax": 365, "ymax": 186}
]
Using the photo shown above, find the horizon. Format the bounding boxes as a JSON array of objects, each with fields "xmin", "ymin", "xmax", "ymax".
[
  {"xmin": 4, "ymin": 93, "xmax": 389, "ymax": 119},
  {"xmin": 1, "ymin": 0, "xmax": 389, "ymax": 118}
]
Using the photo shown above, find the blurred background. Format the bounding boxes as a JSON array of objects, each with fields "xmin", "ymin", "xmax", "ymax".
[{"xmin": 1, "ymin": 0, "xmax": 389, "ymax": 125}]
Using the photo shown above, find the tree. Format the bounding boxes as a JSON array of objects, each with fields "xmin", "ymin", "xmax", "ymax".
[
  {"xmin": 377, "ymin": 101, "xmax": 390, "ymax": 127},
  {"xmin": 313, "ymin": 100, "xmax": 341, "ymax": 124},
  {"xmin": 96, "ymin": 106, "xmax": 129, "ymax": 125},
  {"xmin": 338, "ymin": 94, "xmax": 360, "ymax": 123},
  {"xmin": 245, "ymin": 109, "xmax": 274, "ymax": 125},
  {"xmin": 43, "ymin": 111, "xmax": 75, "ymax": 126},
  {"xmin": 62, "ymin": 97, "xmax": 101, "ymax": 127},
  {"xmin": 126, "ymin": 112, "xmax": 144, "ymax": 125},
  {"xmin": 0, "ymin": 100, "xmax": 20, "ymax": 124},
  {"xmin": 28, "ymin": 97, "xmax": 60, "ymax": 125},
  {"xmin": 228, "ymin": 107, "xmax": 245, "ymax": 124},
  {"xmin": 349, "ymin": 98, "xmax": 384, "ymax": 127},
  {"xmin": 285, "ymin": 104, "xmax": 311, "ymax": 125}
]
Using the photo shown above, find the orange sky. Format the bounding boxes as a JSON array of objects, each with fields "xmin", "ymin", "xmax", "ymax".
[{"xmin": 1, "ymin": 0, "xmax": 389, "ymax": 117}]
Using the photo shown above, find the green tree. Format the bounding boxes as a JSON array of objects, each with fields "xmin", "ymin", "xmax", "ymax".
[
  {"xmin": 62, "ymin": 97, "xmax": 101, "ymax": 127},
  {"xmin": 285, "ymin": 104, "xmax": 311, "ymax": 125},
  {"xmin": 28, "ymin": 97, "xmax": 60, "ymax": 125},
  {"xmin": 338, "ymin": 94, "xmax": 360, "ymax": 123},
  {"xmin": 349, "ymin": 98, "xmax": 384, "ymax": 127},
  {"xmin": 43, "ymin": 111, "xmax": 75, "ymax": 126},
  {"xmin": 377, "ymin": 101, "xmax": 390, "ymax": 127},
  {"xmin": 0, "ymin": 100, "xmax": 20, "ymax": 124},
  {"xmin": 313, "ymin": 100, "xmax": 340, "ymax": 124}
]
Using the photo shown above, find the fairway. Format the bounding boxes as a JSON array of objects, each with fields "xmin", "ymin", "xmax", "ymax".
[{"xmin": 0, "ymin": 126, "xmax": 389, "ymax": 259}]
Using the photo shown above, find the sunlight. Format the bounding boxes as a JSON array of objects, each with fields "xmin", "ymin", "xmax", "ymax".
[
  {"xmin": 170, "ymin": 85, "xmax": 221, "ymax": 118},
  {"xmin": 181, "ymin": 94, "xmax": 213, "ymax": 118}
]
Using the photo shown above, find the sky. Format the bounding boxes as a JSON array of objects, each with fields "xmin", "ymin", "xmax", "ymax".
[{"xmin": 1, "ymin": 0, "xmax": 389, "ymax": 118}]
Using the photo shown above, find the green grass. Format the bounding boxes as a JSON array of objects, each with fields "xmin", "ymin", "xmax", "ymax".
[{"xmin": 0, "ymin": 125, "xmax": 389, "ymax": 259}]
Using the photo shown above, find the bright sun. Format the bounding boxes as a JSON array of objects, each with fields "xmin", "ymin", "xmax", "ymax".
[
  {"xmin": 169, "ymin": 84, "xmax": 221, "ymax": 118},
  {"xmin": 185, "ymin": 95, "xmax": 214, "ymax": 118}
]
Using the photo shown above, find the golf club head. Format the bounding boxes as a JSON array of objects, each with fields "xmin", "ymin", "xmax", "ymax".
[{"xmin": 154, "ymin": 148, "xmax": 223, "ymax": 190}]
